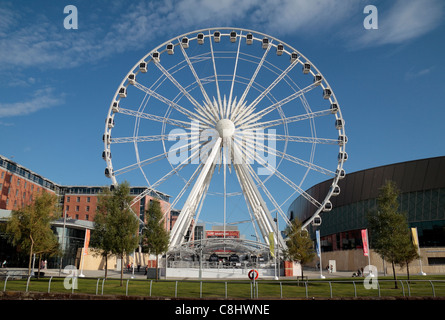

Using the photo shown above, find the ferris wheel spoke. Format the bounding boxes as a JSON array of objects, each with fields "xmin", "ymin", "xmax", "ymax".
[
  {"xmin": 240, "ymin": 108, "xmax": 333, "ymax": 131},
  {"xmin": 239, "ymin": 41, "xmax": 273, "ymax": 105},
  {"xmin": 208, "ymin": 30, "xmax": 222, "ymax": 110},
  {"xmin": 111, "ymin": 132, "xmax": 191, "ymax": 144},
  {"xmin": 246, "ymin": 57, "xmax": 298, "ymax": 111},
  {"xmin": 239, "ymin": 131, "xmax": 338, "ymax": 145},
  {"xmin": 251, "ymin": 137, "xmax": 336, "ymax": 177},
  {"xmin": 234, "ymin": 139, "xmax": 322, "ymax": 209},
  {"xmin": 227, "ymin": 31, "xmax": 243, "ymax": 118},
  {"xmin": 235, "ymin": 81, "xmax": 319, "ymax": 127},
  {"xmin": 114, "ymin": 137, "xmax": 197, "ymax": 176},
  {"xmin": 243, "ymin": 160, "xmax": 290, "ymax": 226},
  {"xmin": 118, "ymin": 107, "xmax": 203, "ymax": 130},
  {"xmin": 177, "ymin": 39, "xmax": 213, "ymax": 107},
  {"xmin": 146, "ymin": 138, "xmax": 206, "ymax": 193},
  {"xmin": 154, "ymin": 61, "xmax": 204, "ymax": 112},
  {"xmin": 133, "ymin": 82, "xmax": 213, "ymax": 126}
]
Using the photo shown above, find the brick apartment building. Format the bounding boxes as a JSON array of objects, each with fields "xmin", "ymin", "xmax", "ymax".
[{"xmin": 0, "ymin": 154, "xmax": 175, "ymax": 268}]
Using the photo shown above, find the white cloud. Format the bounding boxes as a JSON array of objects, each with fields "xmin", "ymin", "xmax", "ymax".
[
  {"xmin": 0, "ymin": 87, "xmax": 63, "ymax": 118},
  {"xmin": 0, "ymin": 0, "xmax": 442, "ymax": 71}
]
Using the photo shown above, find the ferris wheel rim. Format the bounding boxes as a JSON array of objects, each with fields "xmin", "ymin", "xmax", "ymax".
[{"xmin": 103, "ymin": 27, "xmax": 347, "ymax": 245}]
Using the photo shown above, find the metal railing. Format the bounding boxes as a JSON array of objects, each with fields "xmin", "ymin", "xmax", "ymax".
[{"xmin": 2, "ymin": 277, "xmax": 445, "ymax": 299}]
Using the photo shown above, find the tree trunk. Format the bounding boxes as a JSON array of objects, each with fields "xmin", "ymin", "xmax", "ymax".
[
  {"xmin": 120, "ymin": 253, "xmax": 124, "ymax": 286},
  {"xmin": 28, "ymin": 241, "xmax": 34, "ymax": 277},
  {"xmin": 391, "ymin": 261, "xmax": 398, "ymax": 289},
  {"xmin": 104, "ymin": 255, "xmax": 108, "ymax": 279},
  {"xmin": 37, "ymin": 254, "xmax": 42, "ymax": 280},
  {"xmin": 406, "ymin": 262, "xmax": 410, "ymax": 282},
  {"xmin": 156, "ymin": 254, "xmax": 159, "ymax": 282}
]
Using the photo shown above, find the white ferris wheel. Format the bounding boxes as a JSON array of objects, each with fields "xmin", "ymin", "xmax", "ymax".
[{"xmin": 103, "ymin": 27, "xmax": 347, "ymax": 252}]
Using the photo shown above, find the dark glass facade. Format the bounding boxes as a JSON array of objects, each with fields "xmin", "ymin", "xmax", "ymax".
[{"xmin": 288, "ymin": 156, "xmax": 445, "ymax": 250}]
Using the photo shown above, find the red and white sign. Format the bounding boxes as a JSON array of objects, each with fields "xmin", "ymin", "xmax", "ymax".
[{"xmin": 206, "ymin": 230, "xmax": 240, "ymax": 238}]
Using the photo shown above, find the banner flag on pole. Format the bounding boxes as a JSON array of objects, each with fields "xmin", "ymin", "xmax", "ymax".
[
  {"xmin": 411, "ymin": 227, "xmax": 419, "ymax": 248},
  {"xmin": 361, "ymin": 229, "xmax": 369, "ymax": 257},
  {"xmin": 315, "ymin": 230, "xmax": 321, "ymax": 258},
  {"xmin": 83, "ymin": 229, "xmax": 90, "ymax": 256},
  {"xmin": 268, "ymin": 232, "xmax": 275, "ymax": 258}
]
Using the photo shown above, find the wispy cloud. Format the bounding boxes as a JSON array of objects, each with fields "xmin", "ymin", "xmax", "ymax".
[
  {"xmin": 0, "ymin": 0, "xmax": 443, "ymax": 70},
  {"xmin": 405, "ymin": 66, "xmax": 435, "ymax": 80},
  {"xmin": 0, "ymin": 87, "xmax": 63, "ymax": 118}
]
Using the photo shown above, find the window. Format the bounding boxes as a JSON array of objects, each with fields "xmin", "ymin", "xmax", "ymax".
[
  {"xmin": 76, "ymin": 206, "xmax": 79, "ymax": 212},
  {"xmin": 67, "ymin": 196, "xmax": 70, "ymax": 202},
  {"xmin": 86, "ymin": 214, "xmax": 89, "ymax": 221},
  {"xmin": 86, "ymin": 206, "xmax": 90, "ymax": 212},
  {"xmin": 66, "ymin": 206, "xmax": 69, "ymax": 211},
  {"xmin": 75, "ymin": 214, "xmax": 79, "ymax": 220},
  {"xmin": 17, "ymin": 178, "xmax": 20, "ymax": 186},
  {"xmin": 87, "ymin": 197, "xmax": 90, "ymax": 203},
  {"xmin": 428, "ymin": 257, "xmax": 445, "ymax": 265},
  {"xmin": 77, "ymin": 197, "xmax": 80, "ymax": 202}
]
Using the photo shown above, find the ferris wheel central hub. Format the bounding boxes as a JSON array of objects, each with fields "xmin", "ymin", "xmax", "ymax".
[{"xmin": 215, "ymin": 118, "xmax": 235, "ymax": 138}]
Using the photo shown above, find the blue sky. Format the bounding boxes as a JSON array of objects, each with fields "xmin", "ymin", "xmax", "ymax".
[{"xmin": 1, "ymin": 0, "xmax": 444, "ymax": 237}]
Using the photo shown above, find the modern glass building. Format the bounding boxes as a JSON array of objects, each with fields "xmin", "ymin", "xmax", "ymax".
[{"xmin": 288, "ymin": 156, "xmax": 445, "ymax": 272}]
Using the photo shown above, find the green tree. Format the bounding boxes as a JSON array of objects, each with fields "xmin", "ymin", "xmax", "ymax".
[
  {"xmin": 142, "ymin": 199, "xmax": 169, "ymax": 281},
  {"xmin": 6, "ymin": 192, "xmax": 60, "ymax": 276},
  {"xmin": 90, "ymin": 201, "xmax": 113, "ymax": 279},
  {"xmin": 92, "ymin": 182, "xmax": 140, "ymax": 285},
  {"xmin": 283, "ymin": 218, "xmax": 315, "ymax": 279},
  {"xmin": 368, "ymin": 180, "xmax": 415, "ymax": 288}
]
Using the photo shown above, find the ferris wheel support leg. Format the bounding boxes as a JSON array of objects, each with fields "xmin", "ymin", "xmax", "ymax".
[
  {"xmin": 232, "ymin": 155, "xmax": 286, "ymax": 249},
  {"xmin": 232, "ymin": 144, "xmax": 287, "ymax": 249},
  {"xmin": 169, "ymin": 138, "xmax": 222, "ymax": 250}
]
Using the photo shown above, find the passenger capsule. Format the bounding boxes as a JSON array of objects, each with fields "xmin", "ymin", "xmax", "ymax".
[
  {"xmin": 290, "ymin": 52, "xmax": 298, "ymax": 63},
  {"xmin": 105, "ymin": 168, "xmax": 114, "ymax": 178},
  {"xmin": 338, "ymin": 135, "xmax": 348, "ymax": 146},
  {"xmin": 323, "ymin": 88, "xmax": 332, "ymax": 99},
  {"xmin": 276, "ymin": 44, "xmax": 284, "ymax": 56},
  {"xmin": 336, "ymin": 168, "xmax": 346, "ymax": 179},
  {"xmin": 166, "ymin": 43, "xmax": 174, "ymax": 54},
  {"xmin": 181, "ymin": 37, "xmax": 189, "ymax": 49},
  {"xmin": 230, "ymin": 31, "xmax": 237, "ymax": 42},
  {"xmin": 262, "ymin": 37, "xmax": 269, "ymax": 49},
  {"xmin": 112, "ymin": 101, "xmax": 119, "ymax": 113},
  {"xmin": 335, "ymin": 118, "xmax": 344, "ymax": 130},
  {"xmin": 197, "ymin": 33, "xmax": 205, "ymax": 44},
  {"xmin": 314, "ymin": 74, "xmax": 322, "ymax": 85},
  {"xmin": 213, "ymin": 31, "xmax": 221, "ymax": 42},
  {"xmin": 102, "ymin": 134, "xmax": 111, "ymax": 145},
  {"xmin": 338, "ymin": 151, "xmax": 348, "ymax": 162},
  {"xmin": 139, "ymin": 61, "xmax": 147, "ymax": 73},
  {"xmin": 330, "ymin": 103, "xmax": 339, "ymax": 114},
  {"xmin": 107, "ymin": 117, "xmax": 115, "ymax": 129},
  {"xmin": 102, "ymin": 150, "xmax": 111, "ymax": 160},
  {"xmin": 303, "ymin": 62, "xmax": 311, "ymax": 74},
  {"xmin": 118, "ymin": 87, "xmax": 127, "ymax": 98},
  {"xmin": 331, "ymin": 185, "xmax": 340, "ymax": 196},
  {"xmin": 323, "ymin": 201, "xmax": 333, "ymax": 212},
  {"xmin": 312, "ymin": 216, "xmax": 322, "ymax": 226},
  {"xmin": 246, "ymin": 33, "xmax": 253, "ymax": 45},
  {"xmin": 152, "ymin": 51, "xmax": 160, "ymax": 63},
  {"xmin": 128, "ymin": 73, "xmax": 136, "ymax": 85}
]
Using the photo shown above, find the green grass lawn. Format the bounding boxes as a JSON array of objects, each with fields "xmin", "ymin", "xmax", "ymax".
[{"xmin": 2, "ymin": 275, "xmax": 445, "ymax": 299}]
